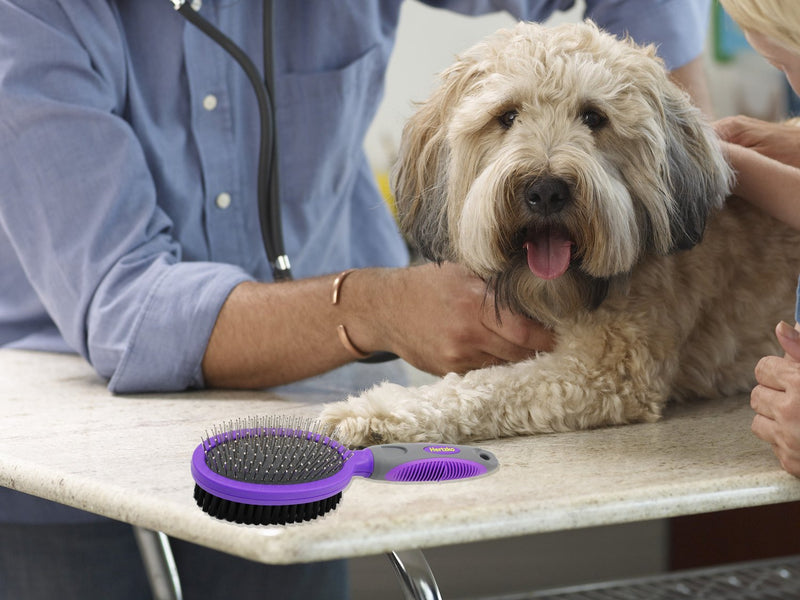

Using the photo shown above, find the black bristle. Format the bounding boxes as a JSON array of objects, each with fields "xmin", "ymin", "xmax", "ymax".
[{"xmin": 193, "ymin": 484, "xmax": 342, "ymax": 525}]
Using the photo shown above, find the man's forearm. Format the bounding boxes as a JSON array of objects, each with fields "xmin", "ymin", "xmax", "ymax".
[
  {"xmin": 201, "ymin": 271, "xmax": 389, "ymax": 389},
  {"xmin": 201, "ymin": 262, "xmax": 556, "ymax": 390}
]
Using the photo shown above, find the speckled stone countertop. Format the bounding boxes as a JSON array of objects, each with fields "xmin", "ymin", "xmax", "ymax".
[{"xmin": 1, "ymin": 348, "xmax": 799, "ymax": 565}]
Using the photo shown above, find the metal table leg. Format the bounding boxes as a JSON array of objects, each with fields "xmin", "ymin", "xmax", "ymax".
[
  {"xmin": 132, "ymin": 527, "xmax": 184, "ymax": 600},
  {"xmin": 134, "ymin": 528, "xmax": 438, "ymax": 600},
  {"xmin": 387, "ymin": 549, "xmax": 443, "ymax": 600}
]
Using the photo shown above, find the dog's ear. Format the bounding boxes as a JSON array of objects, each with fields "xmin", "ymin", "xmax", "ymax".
[
  {"xmin": 660, "ymin": 86, "xmax": 732, "ymax": 252},
  {"xmin": 392, "ymin": 99, "xmax": 452, "ymax": 262},
  {"xmin": 392, "ymin": 59, "xmax": 484, "ymax": 263}
]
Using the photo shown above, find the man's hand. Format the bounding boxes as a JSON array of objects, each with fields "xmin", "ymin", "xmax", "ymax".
[{"xmin": 370, "ymin": 262, "xmax": 555, "ymax": 375}]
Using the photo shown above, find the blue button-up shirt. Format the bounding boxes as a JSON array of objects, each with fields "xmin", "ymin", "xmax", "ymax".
[{"xmin": 0, "ymin": 0, "xmax": 710, "ymax": 395}]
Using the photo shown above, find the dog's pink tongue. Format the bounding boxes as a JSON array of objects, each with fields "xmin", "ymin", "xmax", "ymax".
[{"xmin": 524, "ymin": 229, "xmax": 573, "ymax": 280}]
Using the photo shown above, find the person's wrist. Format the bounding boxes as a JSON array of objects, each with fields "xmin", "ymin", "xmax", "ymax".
[
  {"xmin": 331, "ymin": 269, "xmax": 369, "ymax": 359},
  {"xmin": 330, "ymin": 267, "xmax": 396, "ymax": 359}
]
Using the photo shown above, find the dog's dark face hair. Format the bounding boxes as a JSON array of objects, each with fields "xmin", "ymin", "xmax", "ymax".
[{"xmin": 392, "ymin": 21, "xmax": 732, "ymax": 325}]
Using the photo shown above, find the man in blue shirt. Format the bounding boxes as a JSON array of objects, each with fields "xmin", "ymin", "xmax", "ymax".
[{"xmin": 0, "ymin": 1, "xmax": 711, "ymax": 598}]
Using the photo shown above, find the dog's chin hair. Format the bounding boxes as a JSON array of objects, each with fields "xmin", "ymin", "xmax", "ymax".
[{"xmin": 489, "ymin": 266, "xmax": 622, "ymax": 326}]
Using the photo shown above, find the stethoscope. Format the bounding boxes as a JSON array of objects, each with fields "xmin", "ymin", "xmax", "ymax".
[
  {"xmin": 171, "ymin": 0, "xmax": 291, "ymax": 282},
  {"xmin": 171, "ymin": 1, "xmax": 397, "ymax": 363}
]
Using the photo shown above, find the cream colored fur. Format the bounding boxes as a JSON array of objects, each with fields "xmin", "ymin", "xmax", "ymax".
[{"xmin": 320, "ymin": 21, "xmax": 800, "ymax": 446}]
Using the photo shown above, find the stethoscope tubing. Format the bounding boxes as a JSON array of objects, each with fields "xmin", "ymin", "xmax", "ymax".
[{"xmin": 173, "ymin": 0, "xmax": 291, "ymax": 281}]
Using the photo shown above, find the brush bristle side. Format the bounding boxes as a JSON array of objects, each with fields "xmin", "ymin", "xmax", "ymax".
[{"xmin": 194, "ymin": 484, "xmax": 342, "ymax": 525}]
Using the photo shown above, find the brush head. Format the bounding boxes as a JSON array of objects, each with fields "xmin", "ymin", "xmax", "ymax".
[{"xmin": 191, "ymin": 417, "xmax": 352, "ymax": 525}]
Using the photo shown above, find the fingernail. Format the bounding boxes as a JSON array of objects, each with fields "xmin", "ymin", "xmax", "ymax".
[{"xmin": 777, "ymin": 321, "xmax": 800, "ymax": 341}]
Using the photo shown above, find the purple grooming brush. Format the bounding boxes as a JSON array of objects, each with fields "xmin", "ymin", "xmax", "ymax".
[{"xmin": 191, "ymin": 416, "xmax": 499, "ymax": 525}]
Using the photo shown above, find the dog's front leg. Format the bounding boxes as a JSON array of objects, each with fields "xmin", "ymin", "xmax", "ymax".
[{"xmin": 320, "ymin": 346, "xmax": 669, "ymax": 446}]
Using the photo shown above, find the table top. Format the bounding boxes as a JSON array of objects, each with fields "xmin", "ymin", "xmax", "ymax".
[{"xmin": 1, "ymin": 348, "xmax": 799, "ymax": 565}]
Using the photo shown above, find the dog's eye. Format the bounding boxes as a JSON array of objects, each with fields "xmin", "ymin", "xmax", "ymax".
[
  {"xmin": 580, "ymin": 109, "xmax": 608, "ymax": 131},
  {"xmin": 498, "ymin": 110, "xmax": 518, "ymax": 129}
]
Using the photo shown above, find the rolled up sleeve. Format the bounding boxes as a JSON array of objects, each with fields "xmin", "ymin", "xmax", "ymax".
[{"xmin": 102, "ymin": 262, "xmax": 250, "ymax": 393}]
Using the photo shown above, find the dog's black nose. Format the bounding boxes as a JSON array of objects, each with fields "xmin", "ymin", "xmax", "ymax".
[{"xmin": 525, "ymin": 177, "xmax": 570, "ymax": 216}]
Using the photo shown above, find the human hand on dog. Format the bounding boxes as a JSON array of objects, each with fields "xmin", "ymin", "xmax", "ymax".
[
  {"xmin": 750, "ymin": 321, "xmax": 800, "ymax": 477},
  {"xmin": 380, "ymin": 262, "xmax": 554, "ymax": 375},
  {"xmin": 714, "ymin": 115, "xmax": 800, "ymax": 169},
  {"xmin": 715, "ymin": 136, "xmax": 800, "ymax": 231}
]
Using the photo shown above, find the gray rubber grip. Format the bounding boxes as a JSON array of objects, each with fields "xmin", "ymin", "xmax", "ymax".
[{"xmin": 367, "ymin": 443, "xmax": 499, "ymax": 481}]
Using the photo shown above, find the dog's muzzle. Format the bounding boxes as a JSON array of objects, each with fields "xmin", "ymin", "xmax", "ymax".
[{"xmin": 521, "ymin": 177, "xmax": 575, "ymax": 281}]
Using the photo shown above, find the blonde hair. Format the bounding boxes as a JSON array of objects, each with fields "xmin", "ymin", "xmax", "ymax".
[{"xmin": 719, "ymin": 0, "xmax": 800, "ymax": 53}]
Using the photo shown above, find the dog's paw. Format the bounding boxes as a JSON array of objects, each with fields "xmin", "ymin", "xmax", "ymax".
[{"xmin": 319, "ymin": 382, "xmax": 450, "ymax": 447}]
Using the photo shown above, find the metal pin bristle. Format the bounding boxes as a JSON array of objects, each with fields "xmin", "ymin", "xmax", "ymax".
[{"xmin": 201, "ymin": 416, "xmax": 349, "ymax": 484}]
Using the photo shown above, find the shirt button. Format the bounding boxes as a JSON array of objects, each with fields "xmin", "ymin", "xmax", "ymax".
[
  {"xmin": 191, "ymin": 0, "xmax": 202, "ymax": 10},
  {"xmin": 202, "ymin": 94, "xmax": 218, "ymax": 111},
  {"xmin": 215, "ymin": 193, "xmax": 232, "ymax": 209}
]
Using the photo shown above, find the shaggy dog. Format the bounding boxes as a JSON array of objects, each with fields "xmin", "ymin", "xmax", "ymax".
[{"xmin": 321, "ymin": 21, "xmax": 800, "ymax": 446}]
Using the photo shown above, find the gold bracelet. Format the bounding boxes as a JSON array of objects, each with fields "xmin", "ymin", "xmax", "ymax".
[{"xmin": 331, "ymin": 269, "xmax": 369, "ymax": 359}]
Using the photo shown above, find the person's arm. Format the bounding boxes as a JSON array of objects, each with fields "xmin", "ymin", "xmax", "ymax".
[
  {"xmin": 669, "ymin": 54, "xmax": 714, "ymax": 116},
  {"xmin": 203, "ymin": 262, "xmax": 554, "ymax": 389},
  {"xmin": 0, "ymin": 1, "xmax": 251, "ymax": 394},
  {"xmin": 721, "ymin": 141, "xmax": 800, "ymax": 230}
]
